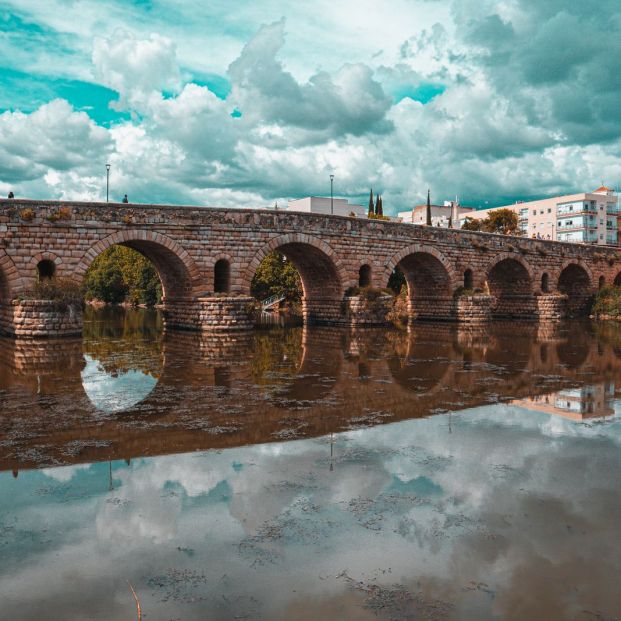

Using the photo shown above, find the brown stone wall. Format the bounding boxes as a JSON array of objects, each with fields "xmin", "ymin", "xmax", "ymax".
[
  {"xmin": 455, "ymin": 295, "xmax": 493, "ymax": 323},
  {"xmin": 0, "ymin": 199, "xmax": 620, "ymax": 333},
  {"xmin": 344, "ymin": 295, "xmax": 393, "ymax": 325}
]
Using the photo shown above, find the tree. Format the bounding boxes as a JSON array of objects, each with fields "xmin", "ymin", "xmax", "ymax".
[
  {"xmin": 375, "ymin": 193, "xmax": 380, "ymax": 215},
  {"xmin": 251, "ymin": 251, "xmax": 302, "ymax": 302},
  {"xmin": 377, "ymin": 195, "xmax": 383, "ymax": 216},
  {"xmin": 368, "ymin": 189, "xmax": 374, "ymax": 217},
  {"xmin": 426, "ymin": 189, "xmax": 432, "ymax": 226},
  {"xmin": 83, "ymin": 246, "xmax": 162, "ymax": 305},
  {"xmin": 483, "ymin": 208, "xmax": 520, "ymax": 235},
  {"xmin": 461, "ymin": 217, "xmax": 483, "ymax": 231}
]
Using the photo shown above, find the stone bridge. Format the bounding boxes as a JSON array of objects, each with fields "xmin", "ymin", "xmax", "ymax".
[{"xmin": 1, "ymin": 199, "xmax": 621, "ymax": 336}]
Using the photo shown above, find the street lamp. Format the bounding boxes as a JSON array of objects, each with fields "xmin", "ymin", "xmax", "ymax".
[
  {"xmin": 330, "ymin": 174, "xmax": 334, "ymax": 215},
  {"xmin": 106, "ymin": 164, "xmax": 111, "ymax": 203}
]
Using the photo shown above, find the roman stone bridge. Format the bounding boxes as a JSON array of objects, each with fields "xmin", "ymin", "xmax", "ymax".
[{"xmin": 1, "ymin": 199, "xmax": 620, "ymax": 336}]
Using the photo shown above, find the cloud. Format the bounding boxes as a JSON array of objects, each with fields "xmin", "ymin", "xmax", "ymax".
[{"xmin": 3, "ymin": 2, "xmax": 621, "ymax": 210}]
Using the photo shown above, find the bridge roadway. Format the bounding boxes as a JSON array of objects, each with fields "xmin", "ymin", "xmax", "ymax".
[
  {"xmin": 1, "ymin": 321, "xmax": 620, "ymax": 473},
  {"xmin": 2, "ymin": 199, "xmax": 621, "ymax": 335}
]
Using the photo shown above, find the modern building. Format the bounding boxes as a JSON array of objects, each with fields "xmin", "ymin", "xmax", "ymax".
[
  {"xmin": 398, "ymin": 200, "xmax": 472, "ymax": 227},
  {"xmin": 459, "ymin": 186, "xmax": 620, "ymax": 245},
  {"xmin": 287, "ymin": 197, "xmax": 366, "ymax": 218}
]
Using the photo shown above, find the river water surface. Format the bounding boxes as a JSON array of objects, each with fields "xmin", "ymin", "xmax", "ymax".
[{"xmin": 1, "ymin": 308, "xmax": 620, "ymax": 620}]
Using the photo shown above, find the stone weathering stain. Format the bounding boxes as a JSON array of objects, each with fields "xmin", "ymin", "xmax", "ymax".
[{"xmin": 0, "ymin": 199, "xmax": 619, "ymax": 336}]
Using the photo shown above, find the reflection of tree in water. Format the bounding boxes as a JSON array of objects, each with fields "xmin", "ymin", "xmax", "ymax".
[
  {"xmin": 82, "ymin": 306, "xmax": 164, "ymax": 378},
  {"xmin": 249, "ymin": 328, "xmax": 304, "ymax": 385}
]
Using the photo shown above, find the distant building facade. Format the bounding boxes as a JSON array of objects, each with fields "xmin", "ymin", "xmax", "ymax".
[
  {"xmin": 398, "ymin": 201, "xmax": 472, "ymax": 227},
  {"xmin": 287, "ymin": 197, "xmax": 366, "ymax": 218},
  {"xmin": 459, "ymin": 187, "xmax": 620, "ymax": 245}
]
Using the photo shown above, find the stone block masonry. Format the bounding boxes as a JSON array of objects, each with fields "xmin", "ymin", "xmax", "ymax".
[{"xmin": 0, "ymin": 199, "xmax": 619, "ymax": 336}]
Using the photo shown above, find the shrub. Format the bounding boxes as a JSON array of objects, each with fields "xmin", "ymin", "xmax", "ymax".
[
  {"xmin": 20, "ymin": 277, "xmax": 83, "ymax": 311},
  {"xmin": 368, "ymin": 213, "xmax": 390, "ymax": 221},
  {"xmin": 19, "ymin": 208, "xmax": 35, "ymax": 221},
  {"xmin": 345, "ymin": 285, "xmax": 393, "ymax": 300},
  {"xmin": 592, "ymin": 285, "xmax": 621, "ymax": 317}
]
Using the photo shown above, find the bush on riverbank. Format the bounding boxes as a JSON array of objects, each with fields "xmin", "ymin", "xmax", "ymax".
[{"xmin": 592, "ymin": 285, "xmax": 621, "ymax": 318}]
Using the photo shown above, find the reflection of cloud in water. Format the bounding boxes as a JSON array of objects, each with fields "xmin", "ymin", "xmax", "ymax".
[
  {"xmin": 42, "ymin": 464, "xmax": 92, "ymax": 482},
  {"xmin": 81, "ymin": 354, "xmax": 158, "ymax": 413}
]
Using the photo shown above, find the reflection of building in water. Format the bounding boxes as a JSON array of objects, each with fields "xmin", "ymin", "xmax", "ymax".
[{"xmin": 513, "ymin": 383, "xmax": 616, "ymax": 421}]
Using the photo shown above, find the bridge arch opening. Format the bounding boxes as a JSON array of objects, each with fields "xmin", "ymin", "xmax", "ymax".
[
  {"xmin": 37, "ymin": 259, "xmax": 56, "ymax": 280},
  {"xmin": 248, "ymin": 239, "xmax": 342, "ymax": 323},
  {"xmin": 599, "ymin": 275, "xmax": 606, "ymax": 290},
  {"xmin": 214, "ymin": 259, "xmax": 230, "ymax": 293},
  {"xmin": 396, "ymin": 252, "xmax": 453, "ymax": 321},
  {"xmin": 487, "ymin": 257, "xmax": 534, "ymax": 319},
  {"xmin": 614, "ymin": 272, "xmax": 621, "ymax": 287},
  {"xmin": 359, "ymin": 264, "xmax": 372, "ymax": 288},
  {"xmin": 541, "ymin": 272, "xmax": 550, "ymax": 293},
  {"xmin": 558, "ymin": 263, "xmax": 592, "ymax": 317}
]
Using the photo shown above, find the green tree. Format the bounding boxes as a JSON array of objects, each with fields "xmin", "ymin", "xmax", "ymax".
[
  {"xmin": 84, "ymin": 246, "xmax": 162, "ymax": 305},
  {"xmin": 461, "ymin": 217, "xmax": 484, "ymax": 231},
  {"xmin": 482, "ymin": 208, "xmax": 520, "ymax": 235},
  {"xmin": 251, "ymin": 251, "xmax": 302, "ymax": 302},
  {"xmin": 377, "ymin": 195, "xmax": 383, "ymax": 216},
  {"xmin": 368, "ymin": 189, "xmax": 374, "ymax": 217},
  {"xmin": 426, "ymin": 189, "xmax": 432, "ymax": 226}
]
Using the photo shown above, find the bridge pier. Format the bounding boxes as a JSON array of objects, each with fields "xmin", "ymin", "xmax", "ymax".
[
  {"xmin": 1, "ymin": 299, "xmax": 83, "ymax": 338},
  {"xmin": 302, "ymin": 297, "xmax": 345, "ymax": 325},
  {"xmin": 410, "ymin": 295, "xmax": 455, "ymax": 321},
  {"xmin": 535, "ymin": 293, "xmax": 568, "ymax": 321},
  {"xmin": 344, "ymin": 294, "xmax": 393, "ymax": 326},
  {"xmin": 164, "ymin": 296, "xmax": 256, "ymax": 332},
  {"xmin": 454, "ymin": 294, "xmax": 494, "ymax": 323}
]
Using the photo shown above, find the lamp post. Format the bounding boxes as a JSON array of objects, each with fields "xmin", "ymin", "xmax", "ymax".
[
  {"xmin": 106, "ymin": 164, "xmax": 111, "ymax": 203},
  {"xmin": 330, "ymin": 174, "xmax": 334, "ymax": 215}
]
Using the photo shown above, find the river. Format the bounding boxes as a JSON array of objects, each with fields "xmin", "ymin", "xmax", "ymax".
[{"xmin": 1, "ymin": 307, "xmax": 620, "ymax": 620}]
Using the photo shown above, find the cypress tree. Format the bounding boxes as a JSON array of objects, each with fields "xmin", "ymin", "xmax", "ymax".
[
  {"xmin": 368, "ymin": 189, "xmax": 374, "ymax": 217},
  {"xmin": 426, "ymin": 189, "xmax": 432, "ymax": 226},
  {"xmin": 378, "ymin": 195, "xmax": 383, "ymax": 216},
  {"xmin": 375, "ymin": 193, "xmax": 380, "ymax": 215}
]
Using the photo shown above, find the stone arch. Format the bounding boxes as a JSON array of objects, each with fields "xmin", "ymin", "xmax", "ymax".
[
  {"xmin": 0, "ymin": 248, "xmax": 23, "ymax": 299},
  {"xmin": 599, "ymin": 275, "xmax": 606, "ymax": 290},
  {"xmin": 463, "ymin": 268, "xmax": 473, "ymax": 290},
  {"xmin": 486, "ymin": 253, "xmax": 535, "ymax": 319},
  {"xmin": 243, "ymin": 234, "xmax": 346, "ymax": 323},
  {"xmin": 558, "ymin": 261, "xmax": 594, "ymax": 317},
  {"xmin": 384, "ymin": 244, "xmax": 457, "ymax": 321},
  {"xmin": 541, "ymin": 272, "xmax": 550, "ymax": 293},
  {"xmin": 614, "ymin": 272, "xmax": 621, "ymax": 286},
  {"xmin": 74, "ymin": 230, "xmax": 202, "ymax": 301},
  {"xmin": 27, "ymin": 251, "xmax": 63, "ymax": 284}
]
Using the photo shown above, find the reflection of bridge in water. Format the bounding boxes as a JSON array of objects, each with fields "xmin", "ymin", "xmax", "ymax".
[{"xmin": 1, "ymin": 320, "xmax": 621, "ymax": 473}]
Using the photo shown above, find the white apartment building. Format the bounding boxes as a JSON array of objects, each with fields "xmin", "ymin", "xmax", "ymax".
[
  {"xmin": 287, "ymin": 196, "xmax": 366, "ymax": 218},
  {"xmin": 459, "ymin": 186, "xmax": 619, "ymax": 245}
]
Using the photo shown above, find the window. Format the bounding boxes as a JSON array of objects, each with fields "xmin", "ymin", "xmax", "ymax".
[
  {"xmin": 540, "ymin": 210, "xmax": 544, "ymax": 215},
  {"xmin": 359, "ymin": 264, "xmax": 371, "ymax": 287},
  {"xmin": 532, "ymin": 210, "xmax": 536, "ymax": 215},
  {"xmin": 464, "ymin": 269, "xmax": 473, "ymax": 290},
  {"xmin": 547, "ymin": 208, "xmax": 551, "ymax": 213},
  {"xmin": 214, "ymin": 259, "xmax": 230, "ymax": 293},
  {"xmin": 37, "ymin": 259, "xmax": 55, "ymax": 280}
]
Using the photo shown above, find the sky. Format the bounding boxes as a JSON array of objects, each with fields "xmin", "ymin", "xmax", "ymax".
[{"xmin": 2, "ymin": 0, "xmax": 621, "ymax": 213}]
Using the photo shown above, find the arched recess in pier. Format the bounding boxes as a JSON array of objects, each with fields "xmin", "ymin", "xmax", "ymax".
[
  {"xmin": 386, "ymin": 245, "xmax": 456, "ymax": 321},
  {"xmin": 486, "ymin": 254, "xmax": 535, "ymax": 319},
  {"xmin": 558, "ymin": 262, "xmax": 593, "ymax": 317},
  {"xmin": 243, "ymin": 234, "xmax": 346, "ymax": 323}
]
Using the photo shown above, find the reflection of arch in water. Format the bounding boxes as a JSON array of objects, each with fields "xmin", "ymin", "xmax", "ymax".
[
  {"xmin": 271, "ymin": 326, "xmax": 342, "ymax": 404},
  {"xmin": 81, "ymin": 308, "xmax": 164, "ymax": 414},
  {"xmin": 555, "ymin": 340, "xmax": 590, "ymax": 370},
  {"xmin": 482, "ymin": 323, "xmax": 533, "ymax": 374},
  {"xmin": 388, "ymin": 326, "xmax": 454, "ymax": 393}
]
